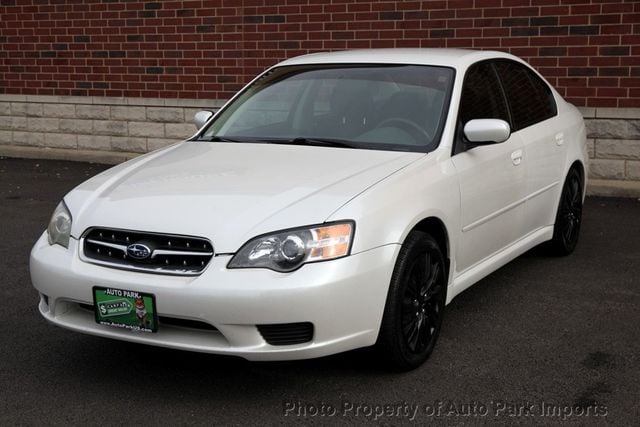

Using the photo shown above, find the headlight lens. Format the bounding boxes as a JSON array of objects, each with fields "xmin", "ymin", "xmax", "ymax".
[
  {"xmin": 47, "ymin": 201, "xmax": 72, "ymax": 248},
  {"xmin": 228, "ymin": 221, "xmax": 354, "ymax": 272}
]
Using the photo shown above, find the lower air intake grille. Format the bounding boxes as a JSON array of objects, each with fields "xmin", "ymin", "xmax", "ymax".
[
  {"xmin": 82, "ymin": 227, "xmax": 214, "ymax": 275},
  {"xmin": 257, "ymin": 322, "xmax": 314, "ymax": 345}
]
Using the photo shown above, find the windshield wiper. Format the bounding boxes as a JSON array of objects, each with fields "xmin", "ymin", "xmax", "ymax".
[
  {"xmin": 286, "ymin": 137, "xmax": 357, "ymax": 149},
  {"xmin": 197, "ymin": 135, "xmax": 357, "ymax": 148},
  {"xmin": 197, "ymin": 135, "xmax": 245, "ymax": 142}
]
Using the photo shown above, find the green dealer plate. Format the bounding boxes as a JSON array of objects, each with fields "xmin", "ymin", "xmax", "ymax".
[{"xmin": 93, "ymin": 287, "xmax": 158, "ymax": 333}]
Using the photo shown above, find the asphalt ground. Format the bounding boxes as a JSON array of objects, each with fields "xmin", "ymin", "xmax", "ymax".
[{"xmin": 0, "ymin": 156, "xmax": 638, "ymax": 425}]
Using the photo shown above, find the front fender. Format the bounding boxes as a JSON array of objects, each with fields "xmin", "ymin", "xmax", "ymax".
[{"xmin": 326, "ymin": 154, "xmax": 460, "ymax": 270}]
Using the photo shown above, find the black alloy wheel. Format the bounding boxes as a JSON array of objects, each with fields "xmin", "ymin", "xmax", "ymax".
[
  {"xmin": 549, "ymin": 167, "xmax": 583, "ymax": 256},
  {"xmin": 376, "ymin": 231, "xmax": 447, "ymax": 371}
]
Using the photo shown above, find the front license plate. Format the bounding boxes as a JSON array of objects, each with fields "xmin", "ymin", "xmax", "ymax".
[{"xmin": 93, "ymin": 287, "xmax": 158, "ymax": 333}]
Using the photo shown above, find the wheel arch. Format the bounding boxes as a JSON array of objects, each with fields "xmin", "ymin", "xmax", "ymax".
[
  {"xmin": 549, "ymin": 159, "xmax": 586, "ymax": 232},
  {"xmin": 567, "ymin": 159, "xmax": 586, "ymax": 200},
  {"xmin": 409, "ymin": 216, "xmax": 451, "ymax": 280}
]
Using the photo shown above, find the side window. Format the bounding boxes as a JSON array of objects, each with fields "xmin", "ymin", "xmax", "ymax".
[
  {"xmin": 494, "ymin": 60, "xmax": 556, "ymax": 131},
  {"xmin": 459, "ymin": 62, "xmax": 510, "ymax": 126}
]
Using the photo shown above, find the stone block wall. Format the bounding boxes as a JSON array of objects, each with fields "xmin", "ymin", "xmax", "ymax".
[
  {"xmin": 0, "ymin": 94, "xmax": 223, "ymax": 163},
  {"xmin": 582, "ymin": 108, "xmax": 640, "ymax": 187},
  {"xmin": 1, "ymin": 94, "xmax": 640, "ymax": 196}
]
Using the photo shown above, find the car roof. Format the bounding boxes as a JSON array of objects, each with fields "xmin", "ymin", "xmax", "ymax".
[{"xmin": 276, "ymin": 48, "xmax": 519, "ymax": 70}]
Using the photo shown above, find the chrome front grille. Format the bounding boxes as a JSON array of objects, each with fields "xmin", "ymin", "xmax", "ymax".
[{"xmin": 81, "ymin": 227, "xmax": 214, "ymax": 275}]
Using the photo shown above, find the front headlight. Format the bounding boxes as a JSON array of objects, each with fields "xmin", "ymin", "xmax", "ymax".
[
  {"xmin": 47, "ymin": 201, "xmax": 72, "ymax": 248},
  {"xmin": 228, "ymin": 221, "xmax": 354, "ymax": 272}
]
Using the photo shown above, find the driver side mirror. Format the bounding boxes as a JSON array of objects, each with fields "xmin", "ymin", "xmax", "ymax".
[
  {"xmin": 463, "ymin": 119, "xmax": 511, "ymax": 144},
  {"xmin": 194, "ymin": 110, "xmax": 214, "ymax": 130}
]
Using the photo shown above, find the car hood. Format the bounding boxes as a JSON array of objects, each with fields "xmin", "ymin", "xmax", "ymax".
[{"xmin": 66, "ymin": 141, "xmax": 422, "ymax": 253}]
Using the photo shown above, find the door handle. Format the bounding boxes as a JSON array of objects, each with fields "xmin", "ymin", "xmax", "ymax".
[
  {"xmin": 555, "ymin": 132, "xmax": 564, "ymax": 146},
  {"xmin": 511, "ymin": 149, "xmax": 523, "ymax": 166}
]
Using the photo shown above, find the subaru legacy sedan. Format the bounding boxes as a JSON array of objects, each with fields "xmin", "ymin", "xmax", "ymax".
[{"xmin": 31, "ymin": 49, "xmax": 587, "ymax": 370}]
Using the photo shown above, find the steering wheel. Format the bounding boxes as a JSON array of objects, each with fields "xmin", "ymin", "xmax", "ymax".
[{"xmin": 375, "ymin": 118, "xmax": 432, "ymax": 144}]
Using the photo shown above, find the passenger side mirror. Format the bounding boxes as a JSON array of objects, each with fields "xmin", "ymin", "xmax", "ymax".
[
  {"xmin": 194, "ymin": 110, "xmax": 214, "ymax": 130},
  {"xmin": 463, "ymin": 119, "xmax": 510, "ymax": 144}
]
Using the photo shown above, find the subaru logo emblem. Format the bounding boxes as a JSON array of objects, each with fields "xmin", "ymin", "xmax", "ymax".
[{"xmin": 127, "ymin": 243, "xmax": 151, "ymax": 260}]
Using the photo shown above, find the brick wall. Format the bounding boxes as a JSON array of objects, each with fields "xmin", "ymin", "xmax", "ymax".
[
  {"xmin": 1, "ymin": 0, "xmax": 639, "ymax": 108},
  {"xmin": 1, "ymin": 0, "xmax": 640, "ymax": 195}
]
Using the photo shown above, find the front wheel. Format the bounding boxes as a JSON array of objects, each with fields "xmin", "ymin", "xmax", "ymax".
[
  {"xmin": 376, "ymin": 231, "xmax": 447, "ymax": 371},
  {"xmin": 548, "ymin": 167, "xmax": 583, "ymax": 256}
]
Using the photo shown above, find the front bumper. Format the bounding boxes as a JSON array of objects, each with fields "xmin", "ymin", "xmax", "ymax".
[{"xmin": 30, "ymin": 233, "xmax": 399, "ymax": 361}]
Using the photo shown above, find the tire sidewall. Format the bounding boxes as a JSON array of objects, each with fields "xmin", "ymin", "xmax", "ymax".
[
  {"xmin": 553, "ymin": 168, "xmax": 583, "ymax": 254},
  {"xmin": 378, "ymin": 231, "xmax": 447, "ymax": 370}
]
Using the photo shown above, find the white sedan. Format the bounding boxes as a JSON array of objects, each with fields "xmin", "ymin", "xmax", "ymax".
[{"xmin": 31, "ymin": 49, "xmax": 587, "ymax": 370}]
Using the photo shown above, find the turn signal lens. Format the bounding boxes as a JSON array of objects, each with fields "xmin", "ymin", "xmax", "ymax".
[{"xmin": 308, "ymin": 223, "xmax": 352, "ymax": 261}]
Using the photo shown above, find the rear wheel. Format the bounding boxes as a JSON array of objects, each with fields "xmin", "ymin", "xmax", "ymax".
[
  {"xmin": 548, "ymin": 167, "xmax": 583, "ymax": 256},
  {"xmin": 376, "ymin": 231, "xmax": 447, "ymax": 371}
]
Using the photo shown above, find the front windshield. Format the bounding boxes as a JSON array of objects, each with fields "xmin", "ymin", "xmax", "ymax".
[{"xmin": 200, "ymin": 64, "xmax": 455, "ymax": 152}]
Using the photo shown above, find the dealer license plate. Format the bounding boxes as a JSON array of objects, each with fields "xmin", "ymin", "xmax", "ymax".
[{"xmin": 93, "ymin": 287, "xmax": 158, "ymax": 333}]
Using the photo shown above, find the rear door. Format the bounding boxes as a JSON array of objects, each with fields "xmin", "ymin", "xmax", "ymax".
[
  {"xmin": 494, "ymin": 60, "xmax": 566, "ymax": 233},
  {"xmin": 451, "ymin": 61, "xmax": 527, "ymax": 273}
]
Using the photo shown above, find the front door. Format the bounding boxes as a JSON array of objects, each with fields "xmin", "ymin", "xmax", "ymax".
[{"xmin": 451, "ymin": 61, "xmax": 527, "ymax": 273}]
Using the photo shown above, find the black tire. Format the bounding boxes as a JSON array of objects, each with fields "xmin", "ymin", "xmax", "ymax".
[
  {"xmin": 376, "ymin": 230, "xmax": 447, "ymax": 371},
  {"xmin": 548, "ymin": 167, "xmax": 583, "ymax": 256}
]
